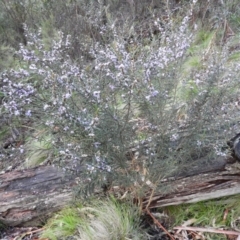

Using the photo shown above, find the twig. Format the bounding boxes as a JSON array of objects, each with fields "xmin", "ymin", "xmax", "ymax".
[
  {"xmin": 145, "ymin": 208, "xmax": 175, "ymax": 240},
  {"xmin": 143, "ymin": 176, "xmax": 175, "ymax": 239},
  {"xmin": 174, "ymin": 226, "xmax": 240, "ymax": 236},
  {"xmin": 13, "ymin": 227, "xmax": 46, "ymax": 240},
  {"xmin": 145, "ymin": 175, "xmax": 162, "ymax": 210}
]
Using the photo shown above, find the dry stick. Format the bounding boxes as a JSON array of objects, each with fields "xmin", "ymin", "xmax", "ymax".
[
  {"xmin": 13, "ymin": 227, "xmax": 46, "ymax": 240},
  {"xmin": 146, "ymin": 208, "xmax": 175, "ymax": 240},
  {"xmin": 144, "ymin": 176, "xmax": 175, "ymax": 239},
  {"xmin": 145, "ymin": 175, "xmax": 162, "ymax": 210},
  {"xmin": 25, "ymin": 227, "xmax": 46, "ymax": 234},
  {"xmin": 174, "ymin": 226, "xmax": 240, "ymax": 236}
]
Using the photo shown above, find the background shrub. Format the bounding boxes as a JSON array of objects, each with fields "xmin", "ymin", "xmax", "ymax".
[{"xmin": 0, "ymin": 0, "xmax": 240, "ymax": 196}]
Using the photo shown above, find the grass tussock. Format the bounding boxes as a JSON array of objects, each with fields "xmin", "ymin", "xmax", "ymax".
[
  {"xmin": 165, "ymin": 195, "xmax": 240, "ymax": 239},
  {"xmin": 41, "ymin": 198, "xmax": 143, "ymax": 240}
]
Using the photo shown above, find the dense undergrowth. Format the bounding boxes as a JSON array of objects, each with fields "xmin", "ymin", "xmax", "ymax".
[
  {"xmin": 1, "ymin": 0, "xmax": 240, "ymax": 239},
  {"xmin": 40, "ymin": 195, "xmax": 240, "ymax": 239}
]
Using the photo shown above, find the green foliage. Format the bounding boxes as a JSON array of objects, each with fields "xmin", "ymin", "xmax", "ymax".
[
  {"xmin": 0, "ymin": 1, "xmax": 240, "ymax": 238},
  {"xmin": 0, "ymin": 126, "xmax": 9, "ymax": 143},
  {"xmin": 24, "ymin": 133, "xmax": 52, "ymax": 167},
  {"xmin": 167, "ymin": 201, "xmax": 228, "ymax": 227},
  {"xmin": 40, "ymin": 15, "xmax": 58, "ymax": 50},
  {"xmin": 0, "ymin": 0, "xmax": 240, "ymax": 202},
  {"xmin": 0, "ymin": 45, "xmax": 16, "ymax": 72},
  {"xmin": 41, "ymin": 198, "xmax": 142, "ymax": 240},
  {"xmin": 41, "ymin": 206, "xmax": 83, "ymax": 240},
  {"xmin": 228, "ymin": 52, "xmax": 240, "ymax": 61},
  {"xmin": 226, "ymin": 0, "xmax": 240, "ymax": 30},
  {"xmin": 166, "ymin": 195, "xmax": 240, "ymax": 239},
  {"xmin": 195, "ymin": 31, "xmax": 215, "ymax": 47}
]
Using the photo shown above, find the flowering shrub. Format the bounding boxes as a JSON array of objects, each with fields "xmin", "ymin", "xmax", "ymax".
[{"xmin": 1, "ymin": 0, "xmax": 240, "ymax": 195}]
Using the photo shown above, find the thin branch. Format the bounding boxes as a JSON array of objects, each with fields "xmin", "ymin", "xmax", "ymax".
[
  {"xmin": 174, "ymin": 226, "xmax": 240, "ymax": 236},
  {"xmin": 145, "ymin": 208, "xmax": 175, "ymax": 240}
]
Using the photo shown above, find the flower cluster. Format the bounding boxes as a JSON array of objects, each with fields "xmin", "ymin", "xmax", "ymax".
[{"xmin": 1, "ymin": 72, "xmax": 35, "ymax": 116}]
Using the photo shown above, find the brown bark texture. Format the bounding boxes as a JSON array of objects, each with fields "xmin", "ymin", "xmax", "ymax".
[
  {"xmin": 1, "ymin": 156, "xmax": 240, "ymax": 227},
  {"xmin": 0, "ymin": 166, "xmax": 77, "ymax": 227},
  {"xmin": 143, "ymin": 159, "xmax": 240, "ymax": 208}
]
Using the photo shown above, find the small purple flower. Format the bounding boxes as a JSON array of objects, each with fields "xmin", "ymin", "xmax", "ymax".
[
  {"xmin": 151, "ymin": 90, "xmax": 159, "ymax": 97},
  {"xmin": 14, "ymin": 110, "xmax": 20, "ymax": 116},
  {"xmin": 25, "ymin": 110, "xmax": 32, "ymax": 117},
  {"xmin": 93, "ymin": 91, "xmax": 100, "ymax": 100}
]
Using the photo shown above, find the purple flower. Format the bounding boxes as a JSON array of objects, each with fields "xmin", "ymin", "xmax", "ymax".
[{"xmin": 25, "ymin": 110, "xmax": 32, "ymax": 117}]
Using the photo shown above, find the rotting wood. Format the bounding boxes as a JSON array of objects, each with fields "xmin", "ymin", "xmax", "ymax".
[
  {"xmin": 0, "ymin": 166, "xmax": 77, "ymax": 227},
  {"xmin": 142, "ymin": 161, "xmax": 240, "ymax": 208},
  {"xmin": 1, "ymin": 156, "xmax": 240, "ymax": 227}
]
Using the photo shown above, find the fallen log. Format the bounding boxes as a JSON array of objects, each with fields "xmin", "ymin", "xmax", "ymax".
[
  {"xmin": 1, "ymin": 156, "xmax": 240, "ymax": 227},
  {"xmin": 0, "ymin": 166, "xmax": 77, "ymax": 227},
  {"xmin": 143, "ymin": 160, "xmax": 240, "ymax": 208}
]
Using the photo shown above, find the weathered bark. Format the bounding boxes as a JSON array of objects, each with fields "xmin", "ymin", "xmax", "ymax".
[
  {"xmin": 1, "ymin": 156, "xmax": 240, "ymax": 227},
  {"xmin": 0, "ymin": 166, "xmax": 77, "ymax": 227},
  {"xmin": 143, "ymin": 160, "xmax": 240, "ymax": 208}
]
